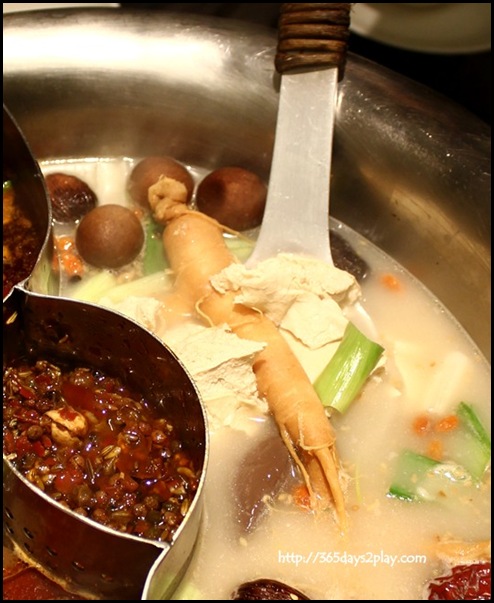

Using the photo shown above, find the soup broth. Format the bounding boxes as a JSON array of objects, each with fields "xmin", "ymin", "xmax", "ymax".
[{"xmin": 38, "ymin": 157, "xmax": 490, "ymax": 600}]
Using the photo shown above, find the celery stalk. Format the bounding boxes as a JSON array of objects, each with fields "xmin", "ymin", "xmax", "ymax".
[
  {"xmin": 314, "ymin": 322, "xmax": 384, "ymax": 413},
  {"xmin": 100, "ymin": 271, "xmax": 171, "ymax": 304},
  {"xmin": 224, "ymin": 235, "xmax": 255, "ymax": 263},
  {"xmin": 448, "ymin": 401, "xmax": 491, "ymax": 481},
  {"xmin": 70, "ymin": 270, "xmax": 118, "ymax": 302},
  {"xmin": 457, "ymin": 402, "xmax": 491, "ymax": 450},
  {"xmin": 143, "ymin": 219, "xmax": 168, "ymax": 275}
]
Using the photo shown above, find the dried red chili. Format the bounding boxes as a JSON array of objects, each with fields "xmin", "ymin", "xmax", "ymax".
[{"xmin": 3, "ymin": 359, "xmax": 200, "ymax": 542}]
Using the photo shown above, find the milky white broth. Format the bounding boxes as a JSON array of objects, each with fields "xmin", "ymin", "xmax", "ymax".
[{"xmin": 40, "ymin": 157, "xmax": 491, "ymax": 600}]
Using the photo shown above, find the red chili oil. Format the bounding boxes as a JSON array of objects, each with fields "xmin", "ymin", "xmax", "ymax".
[
  {"xmin": 3, "ymin": 547, "xmax": 87, "ymax": 601},
  {"xmin": 3, "ymin": 359, "xmax": 200, "ymax": 543}
]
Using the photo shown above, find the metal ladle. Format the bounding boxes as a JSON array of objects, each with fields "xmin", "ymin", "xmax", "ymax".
[{"xmin": 246, "ymin": 3, "xmax": 351, "ymax": 268}]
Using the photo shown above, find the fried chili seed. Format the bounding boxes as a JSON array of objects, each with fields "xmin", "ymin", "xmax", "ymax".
[
  {"xmin": 180, "ymin": 499, "xmax": 190, "ymax": 516},
  {"xmin": 3, "ymin": 359, "xmax": 199, "ymax": 543}
]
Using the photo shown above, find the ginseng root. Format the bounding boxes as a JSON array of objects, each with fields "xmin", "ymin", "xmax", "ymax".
[{"xmin": 149, "ymin": 176, "xmax": 347, "ymax": 527}]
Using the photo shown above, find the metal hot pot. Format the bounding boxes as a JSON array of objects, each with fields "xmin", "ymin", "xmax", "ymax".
[{"xmin": 2, "ymin": 5, "xmax": 491, "ymax": 600}]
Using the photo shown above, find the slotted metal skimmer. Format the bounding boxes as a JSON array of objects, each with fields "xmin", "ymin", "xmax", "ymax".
[{"xmin": 3, "ymin": 287, "xmax": 208, "ymax": 600}]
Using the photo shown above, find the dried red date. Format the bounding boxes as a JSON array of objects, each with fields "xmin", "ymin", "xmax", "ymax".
[
  {"xmin": 231, "ymin": 578, "xmax": 310, "ymax": 600},
  {"xmin": 427, "ymin": 563, "xmax": 491, "ymax": 600}
]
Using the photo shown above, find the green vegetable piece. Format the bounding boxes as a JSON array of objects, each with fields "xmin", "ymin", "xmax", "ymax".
[
  {"xmin": 70, "ymin": 270, "xmax": 118, "ymax": 303},
  {"xmin": 388, "ymin": 404, "xmax": 490, "ymax": 504},
  {"xmin": 99, "ymin": 271, "xmax": 171, "ymax": 305},
  {"xmin": 170, "ymin": 580, "xmax": 204, "ymax": 601},
  {"xmin": 388, "ymin": 450, "xmax": 441, "ymax": 501},
  {"xmin": 143, "ymin": 219, "xmax": 168, "ymax": 275},
  {"xmin": 225, "ymin": 235, "xmax": 255, "ymax": 263},
  {"xmin": 457, "ymin": 402, "xmax": 491, "ymax": 450},
  {"xmin": 388, "ymin": 450, "xmax": 474, "ymax": 503},
  {"xmin": 449, "ymin": 402, "xmax": 491, "ymax": 482},
  {"xmin": 3, "ymin": 180, "xmax": 13, "ymax": 192},
  {"xmin": 314, "ymin": 322, "xmax": 384, "ymax": 413}
]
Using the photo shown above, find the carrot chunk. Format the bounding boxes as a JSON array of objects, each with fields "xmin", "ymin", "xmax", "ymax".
[
  {"xmin": 380, "ymin": 273, "xmax": 402, "ymax": 291},
  {"xmin": 434, "ymin": 415, "xmax": 459, "ymax": 432},
  {"xmin": 412, "ymin": 415, "xmax": 431, "ymax": 435}
]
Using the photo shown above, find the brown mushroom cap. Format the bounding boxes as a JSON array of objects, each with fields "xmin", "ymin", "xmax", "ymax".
[
  {"xmin": 75, "ymin": 204, "xmax": 144, "ymax": 269},
  {"xmin": 128, "ymin": 156, "xmax": 194, "ymax": 208},
  {"xmin": 45, "ymin": 172, "xmax": 97, "ymax": 223},
  {"xmin": 195, "ymin": 166, "xmax": 267, "ymax": 231}
]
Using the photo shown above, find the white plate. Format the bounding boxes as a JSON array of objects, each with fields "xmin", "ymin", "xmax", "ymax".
[{"xmin": 350, "ymin": 3, "xmax": 491, "ymax": 54}]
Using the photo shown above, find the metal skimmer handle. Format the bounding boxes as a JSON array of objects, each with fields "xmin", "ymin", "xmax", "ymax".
[{"xmin": 275, "ymin": 3, "xmax": 352, "ymax": 77}]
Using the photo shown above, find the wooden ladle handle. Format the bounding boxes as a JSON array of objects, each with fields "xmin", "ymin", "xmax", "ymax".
[{"xmin": 275, "ymin": 3, "xmax": 352, "ymax": 78}]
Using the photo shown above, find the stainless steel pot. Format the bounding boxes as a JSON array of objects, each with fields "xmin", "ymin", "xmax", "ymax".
[{"xmin": 3, "ymin": 8, "xmax": 490, "ymax": 361}]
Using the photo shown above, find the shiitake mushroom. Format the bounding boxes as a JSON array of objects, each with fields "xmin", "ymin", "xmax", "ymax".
[
  {"xmin": 195, "ymin": 166, "xmax": 267, "ymax": 231},
  {"xmin": 330, "ymin": 230, "xmax": 369, "ymax": 282},
  {"xmin": 233, "ymin": 434, "xmax": 294, "ymax": 534},
  {"xmin": 44, "ymin": 172, "xmax": 97, "ymax": 222},
  {"xmin": 128, "ymin": 156, "xmax": 194, "ymax": 208},
  {"xmin": 75, "ymin": 204, "xmax": 144, "ymax": 269}
]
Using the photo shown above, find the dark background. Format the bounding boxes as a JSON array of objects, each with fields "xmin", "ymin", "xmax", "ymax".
[{"xmin": 121, "ymin": 3, "xmax": 491, "ymax": 126}]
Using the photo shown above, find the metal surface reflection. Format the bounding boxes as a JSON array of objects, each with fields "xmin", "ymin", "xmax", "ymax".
[{"xmin": 2, "ymin": 8, "xmax": 490, "ymax": 357}]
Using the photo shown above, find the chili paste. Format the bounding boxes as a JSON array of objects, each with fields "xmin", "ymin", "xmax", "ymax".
[
  {"xmin": 3, "ymin": 359, "xmax": 200, "ymax": 543},
  {"xmin": 3, "ymin": 181, "xmax": 42, "ymax": 298}
]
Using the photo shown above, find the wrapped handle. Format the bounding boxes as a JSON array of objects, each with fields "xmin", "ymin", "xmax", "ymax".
[{"xmin": 275, "ymin": 3, "xmax": 352, "ymax": 78}]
